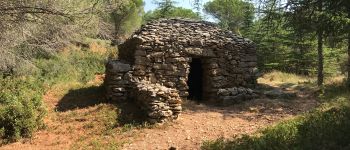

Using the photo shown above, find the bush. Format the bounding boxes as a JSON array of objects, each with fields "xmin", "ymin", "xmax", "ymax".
[
  {"xmin": 35, "ymin": 49, "xmax": 108, "ymax": 85},
  {"xmin": 0, "ymin": 77, "xmax": 46, "ymax": 141},
  {"xmin": 0, "ymin": 44, "xmax": 113, "ymax": 141}
]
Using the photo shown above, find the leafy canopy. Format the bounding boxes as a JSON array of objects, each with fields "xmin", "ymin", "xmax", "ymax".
[
  {"xmin": 143, "ymin": 0, "xmax": 201, "ymax": 23},
  {"xmin": 204, "ymin": 0, "xmax": 254, "ymax": 35}
]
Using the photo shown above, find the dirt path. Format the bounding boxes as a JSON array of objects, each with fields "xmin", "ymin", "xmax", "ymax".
[
  {"xmin": 124, "ymin": 93, "xmax": 317, "ymax": 149},
  {"xmin": 1, "ymin": 76, "xmax": 319, "ymax": 150},
  {"xmin": 125, "ymin": 105, "xmax": 277, "ymax": 149}
]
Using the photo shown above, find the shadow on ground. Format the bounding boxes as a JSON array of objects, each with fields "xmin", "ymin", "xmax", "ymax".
[
  {"xmin": 56, "ymin": 85, "xmax": 149, "ymax": 125},
  {"xmin": 56, "ymin": 85, "xmax": 108, "ymax": 112},
  {"xmin": 116, "ymin": 101, "xmax": 150, "ymax": 126},
  {"xmin": 56, "ymin": 81, "xmax": 319, "ymax": 125}
]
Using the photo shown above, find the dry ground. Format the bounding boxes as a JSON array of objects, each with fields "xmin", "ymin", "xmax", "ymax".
[{"xmin": 1, "ymin": 75, "xmax": 319, "ymax": 150}]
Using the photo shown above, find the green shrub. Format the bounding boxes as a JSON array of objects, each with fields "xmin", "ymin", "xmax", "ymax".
[
  {"xmin": 35, "ymin": 50, "xmax": 107, "ymax": 85},
  {"xmin": 0, "ymin": 77, "xmax": 46, "ymax": 141},
  {"xmin": 0, "ymin": 45, "xmax": 112, "ymax": 141}
]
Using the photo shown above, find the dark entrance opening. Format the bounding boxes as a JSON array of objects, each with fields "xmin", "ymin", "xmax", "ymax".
[{"xmin": 187, "ymin": 58, "xmax": 203, "ymax": 101}]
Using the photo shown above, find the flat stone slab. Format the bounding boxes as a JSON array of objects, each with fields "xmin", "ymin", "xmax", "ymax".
[{"xmin": 107, "ymin": 60, "xmax": 131, "ymax": 73}]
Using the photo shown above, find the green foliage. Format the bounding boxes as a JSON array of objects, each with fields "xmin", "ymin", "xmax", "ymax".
[
  {"xmin": 250, "ymin": 16, "xmax": 318, "ymax": 75},
  {"xmin": 245, "ymin": 0, "xmax": 348, "ymax": 76},
  {"xmin": 204, "ymin": 0, "xmax": 254, "ymax": 35},
  {"xmin": 0, "ymin": 0, "xmax": 143, "ymax": 74},
  {"xmin": 0, "ymin": 77, "xmax": 46, "ymax": 141},
  {"xmin": 0, "ymin": 42, "xmax": 112, "ymax": 141},
  {"xmin": 153, "ymin": 0, "xmax": 178, "ymax": 16},
  {"xmin": 143, "ymin": 0, "xmax": 201, "ymax": 23},
  {"xmin": 35, "ymin": 50, "xmax": 107, "ymax": 85},
  {"xmin": 286, "ymin": 0, "xmax": 350, "ymax": 37},
  {"xmin": 112, "ymin": 0, "xmax": 144, "ymax": 41},
  {"xmin": 144, "ymin": 7, "xmax": 201, "ymax": 22}
]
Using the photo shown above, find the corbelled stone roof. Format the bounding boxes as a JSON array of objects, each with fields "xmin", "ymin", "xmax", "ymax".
[
  {"xmin": 119, "ymin": 18, "xmax": 255, "ymax": 64},
  {"xmin": 137, "ymin": 18, "xmax": 252, "ymax": 46}
]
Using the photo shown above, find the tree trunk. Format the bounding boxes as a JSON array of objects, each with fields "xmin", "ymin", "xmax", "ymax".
[
  {"xmin": 317, "ymin": 30, "xmax": 324, "ymax": 86},
  {"xmin": 317, "ymin": 0, "xmax": 324, "ymax": 86},
  {"xmin": 347, "ymin": 31, "xmax": 350, "ymax": 85},
  {"xmin": 347, "ymin": 10, "xmax": 350, "ymax": 85}
]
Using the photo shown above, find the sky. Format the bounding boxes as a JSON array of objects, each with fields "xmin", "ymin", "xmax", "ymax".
[{"xmin": 143, "ymin": 0, "xmax": 216, "ymax": 22}]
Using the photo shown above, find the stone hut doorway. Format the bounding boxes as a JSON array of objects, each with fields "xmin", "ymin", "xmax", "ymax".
[{"xmin": 187, "ymin": 58, "xmax": 203, "ymax": 101}]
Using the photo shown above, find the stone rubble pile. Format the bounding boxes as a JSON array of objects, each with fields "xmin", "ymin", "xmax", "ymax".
[{"xmin": 218, "ymin": 87, "xmax": 259, "ymax": 105}]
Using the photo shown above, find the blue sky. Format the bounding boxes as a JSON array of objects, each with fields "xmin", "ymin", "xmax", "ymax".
[{"xmin": 144, "ymin": 0, "xmax": 215, "ymax": 21}]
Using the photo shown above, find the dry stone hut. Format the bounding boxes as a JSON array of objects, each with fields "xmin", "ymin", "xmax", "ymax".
[{"xmin": 104, "ymin": 18, "xmax": 258, "ymax": 123}]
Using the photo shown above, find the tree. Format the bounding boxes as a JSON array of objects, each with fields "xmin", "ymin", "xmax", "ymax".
[
  {"xmin": 285, "ymin": 0, "xmax": 350, "ymax": 85},
  {"xmin": 204, "ymin": 0, "xmax": 254, "ymax": 35},
  {"xmin": 0, "ymin": 0, "xmax": 144, "ymax": 74},
  {"xmin": 285, "ymin": 0, "xmax": 330, "ymax": 86},
  {"xmin": 143, "ymin": 0, "xmax": 201, "ymax": 22},
  {"xmin": 325, "ymin": 0, "xmax": 350, "ymax": 84},
  {"xmin": 316, "ymin": 1, "xmax": 324, "ymax": 86},
  {"xmin": 112, "ymin": 0, "xmax": 144, "ymax": 43},
  {"xmin": 153, "ymin": 0, "xmax": 177, "ymax": 17}
]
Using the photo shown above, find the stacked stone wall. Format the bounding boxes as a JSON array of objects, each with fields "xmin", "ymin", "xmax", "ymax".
[
  {"xmin": 132, "ymin": 80, "xmax": 182, "ymax": 123},
  {"xmin": 105, "ymin": 61, "xmax": 131, "ymax": 102}
]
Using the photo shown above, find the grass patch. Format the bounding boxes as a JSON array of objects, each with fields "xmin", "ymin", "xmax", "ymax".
[
  {"xmin": 35, "ymin": 50, "xmax": 107, "ymax": 85},
  {"xmin": 258, "ymin": 71, "xmax": 315, "ymax": 85},
  {"xmin": 71, "ymin": 136, "xmax": 123, "ymax": 150}
]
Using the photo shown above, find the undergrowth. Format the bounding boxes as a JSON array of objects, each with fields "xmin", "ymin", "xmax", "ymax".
[
  {"xmin": 0, "ymin": 41, "xmax": 114, "ymax": 142},
  {"xmin": 0, "ymin": 77, "xmax": 46, "ymax": 141},
  {"xmin": 202, "ymin": 71, "xmax": 350, "ymax": 150}
]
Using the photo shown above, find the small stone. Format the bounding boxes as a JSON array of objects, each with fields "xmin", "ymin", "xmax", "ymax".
[{"xmin": 112, "ymin": 88, "xmax": 125, "ymax": 92}]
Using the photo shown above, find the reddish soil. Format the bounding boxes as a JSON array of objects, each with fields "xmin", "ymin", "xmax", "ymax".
[
  {"xmin": 123, "ymin": 94, "xmax": 318, "ymax": 149},
  {"xmin": 1, "ymin": 76, "xmax": 319, "ymax": 150}
]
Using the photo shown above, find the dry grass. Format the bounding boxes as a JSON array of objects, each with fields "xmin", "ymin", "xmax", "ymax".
[
  {"xmin": 324, "ymin": 75, "xmax": 346, "ymax": 85},
  {"xmin": 259, "ymin": 70, "xmax": 346, "ymax": 87},
  {"xmin": 258, "ymin": 71, "xmax": 315, "ymax": 85},
  {"xmin": 89, "ymin": 42, "xmax": 108, "ymax": 55}
]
